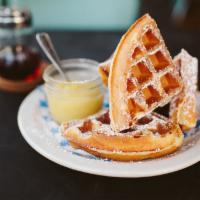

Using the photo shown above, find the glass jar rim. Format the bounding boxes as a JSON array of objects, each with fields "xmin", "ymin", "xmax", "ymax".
[{"xmin": 43, "ymin": 58, "xmax": 102, "ymax": 86}]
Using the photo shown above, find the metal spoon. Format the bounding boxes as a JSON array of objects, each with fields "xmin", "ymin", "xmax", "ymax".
[{"xmin": 36, "ymin": 32, "xmax": 69, "ymax": 81}]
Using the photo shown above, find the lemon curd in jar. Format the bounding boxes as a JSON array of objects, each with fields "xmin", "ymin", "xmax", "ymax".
[{"xmin": 43, "ymin": 59, "xmax": 104, "ymax": 124}]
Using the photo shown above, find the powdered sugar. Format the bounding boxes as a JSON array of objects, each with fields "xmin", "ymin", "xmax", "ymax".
[
  {"xmin": 62, "ymin": 109, "xmax": 173, "ymax": 138},
  {"xmin": 170, "ymin": 49, "xmax": 198, "ymax": 127}
]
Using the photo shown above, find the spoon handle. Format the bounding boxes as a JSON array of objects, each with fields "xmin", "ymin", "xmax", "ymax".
[{"xmin": 36, "ymin": 32, "xmax": 69, "ymax": 81}]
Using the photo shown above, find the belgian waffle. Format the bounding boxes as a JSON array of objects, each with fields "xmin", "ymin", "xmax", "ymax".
[
  {"xmin": 98, "ymin": 59, "xmax": 110, "ymax": 86},
  {"xmin": 170, "ymin": 49, "xmax": 198, "ymax": 130},
  {"xmin": 62, "ymin": 109, "xmax": 183, "ymax": 161},
  {"xmin": 108, "ymin": 14, "xmax": 182, "ymax": 131},
  {"xmin": 98, "ymin": 50, "xmax": 198, "ymax": 131},
  {"xmin": 98, "ymin": 55, "xmax": 112, "ymax": 86}
]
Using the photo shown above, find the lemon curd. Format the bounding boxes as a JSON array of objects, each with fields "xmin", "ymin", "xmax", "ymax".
[{"xmin": 43, "ymin": 59, "xmax": 104, "ymax": 124}]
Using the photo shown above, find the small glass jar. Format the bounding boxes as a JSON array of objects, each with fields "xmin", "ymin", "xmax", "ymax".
[
  {"xmin": 0, "ymin": 6, "xmax": 45, "ymax": 92},
  {"xmin": 0, "ymin": 7, "xmax": 42, "ymax": 79},
  {"xmin": 43, "ymin": 58, "xmax": 105, "ymax": 124}
]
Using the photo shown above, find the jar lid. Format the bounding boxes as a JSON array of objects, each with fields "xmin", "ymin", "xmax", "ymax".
[{"xmin": 0, "ymin": 6, "xmax": 32, "ymax": 29}]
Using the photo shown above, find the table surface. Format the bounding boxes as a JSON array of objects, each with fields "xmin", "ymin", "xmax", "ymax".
[{"xmin": 1, "ymin": 5, "xmax": 200, "ymax": 200}]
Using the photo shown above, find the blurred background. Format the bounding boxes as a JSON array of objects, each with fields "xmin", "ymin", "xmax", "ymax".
[
  {"xmin": 0, "ymin": 0, "xmax": 199, "ymax": 90},
  {"xmin": 4, "ymin": 0, "xmax": 140, "ymax": 30},
  {"xmin": 4, "ymin": 0, "xmax": 200, "ymax": 31},
  {"xmin": 1, "ymin": 1, "xmax": 200, "ymax": 199},
  {"xmin": 3, "ymin": 0, "xmax": 199, "ymax": 56}
]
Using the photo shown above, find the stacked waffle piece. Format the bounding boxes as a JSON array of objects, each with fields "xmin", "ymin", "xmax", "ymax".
[
  {"xmin": 170, "ymin": 49, "xmax": 198, "ymax": 130},
  {"xmin": 62, "ymin": 14, "xmax": 198, "ymax": 161}
]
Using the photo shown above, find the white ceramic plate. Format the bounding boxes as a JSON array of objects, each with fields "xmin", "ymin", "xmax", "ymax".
[{"xmin": 18, "ymin": 86, "xmax": 200, "ymax": 178}]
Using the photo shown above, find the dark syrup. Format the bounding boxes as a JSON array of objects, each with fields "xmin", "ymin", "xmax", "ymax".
[{"xmin": 0, "ymin": 45, "xmax": 41, "ymax": 80}]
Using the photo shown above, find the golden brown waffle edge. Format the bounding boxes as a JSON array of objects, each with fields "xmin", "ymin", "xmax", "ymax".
[
  {"xmin": 170, "ymin": 49, "xmax": 198, "ymax": 130},
  {"xmin": 108, "ymin": 14, "xmax": 183, "ymax": 131},
  {"xmin": 61, "ymin": 109, "xmax": 183, "ymax": 161}
]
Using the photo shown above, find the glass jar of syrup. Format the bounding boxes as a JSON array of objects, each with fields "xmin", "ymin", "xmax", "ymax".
[{"xmin": 0, "ymin": 6, "xmax": 42, "ymax": 82}]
